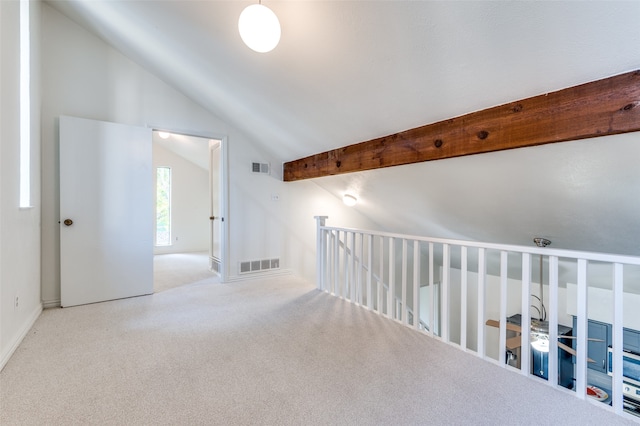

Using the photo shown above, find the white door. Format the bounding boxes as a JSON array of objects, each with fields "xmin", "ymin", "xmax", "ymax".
[
  {"xmin": 209, "ymin": 140, "xmax": 224, "ymax": 276},
  {"xmin": 60, "ymin": 116, "xmax": 153, "ymax": 307}
]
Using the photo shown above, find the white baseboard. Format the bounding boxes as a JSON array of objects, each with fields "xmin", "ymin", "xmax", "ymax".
[
  {"xmin": 0, "ymin": 302, "xmax": 43, "ymax": 372},
  {"xmin": 43, "ymin": 299, "xmax": 61, "ymax": 309},
  {"xmin": 225, "ymin": 268, "xmax": 293, "ymax": 283}
]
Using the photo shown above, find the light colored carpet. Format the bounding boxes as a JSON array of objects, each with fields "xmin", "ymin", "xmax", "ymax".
[
  {"xmin": 0, "ymin": 275, "xmax": 634, "ymax": 425},
  {"xmin": 154, "ymin": 251, "xmax": 218, "ymax": 293}
]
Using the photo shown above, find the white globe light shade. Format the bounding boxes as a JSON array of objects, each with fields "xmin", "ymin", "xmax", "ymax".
[
  {"xmin": 238, "ymin": 4, "xmax": 281, "ymax": 53},
  {"xmin": 343, "ymin": 194, "xmax": 357, "ymax": 207}
]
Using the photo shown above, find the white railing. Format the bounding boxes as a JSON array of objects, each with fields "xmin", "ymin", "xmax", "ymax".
[{"xmin": 314, "ymin": 216, "xmax": 640, "ymax": 422}]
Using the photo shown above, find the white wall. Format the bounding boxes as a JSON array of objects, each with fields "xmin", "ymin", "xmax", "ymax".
[
  {"xmin": 566, "ymin": 283, "xmax": 640, "ymax": 331},
  {"xmin": 152, "ymin": 143, "xmax": 208, "ymax": 255},
  {"xmin": 40, "ymin": 3, "xmax": 377, "ymax": 306},
  {"xmin": 1, "ymin": 0, "xmax": 42, "ymax": 370}
]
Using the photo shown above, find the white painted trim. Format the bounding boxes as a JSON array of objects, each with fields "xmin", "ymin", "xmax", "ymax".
[
  {"xmin": 0, "ymin": 303, "xmax": 42, "ymax": 371},
  {"xmin": 575, "ymin": 259, "xmax": 587, "ymax": 400},
  {"xmin": 477, "ymin": 248, "xmax": 486, "ymax": 358},
  {"xmin": 548, "ymin": 255, "xmax": 559, "ymax": 387},
  {"xmin": 321, "ymin": 225, "xmax": 640, "ymax": 265},
  {"xmin": 149, "ymin": 126, "xmax": 230, "ymax": 282},
  {"xmin": 211, "ymin": 134, "xmax": 229, "ymax": 282},
  {"xmin": 498, "ymin": 251, "xmax": 507, "ymax": 366},
  {"xmin": 520, "ymin": 253, "xmax": 531, "ymax": 377},
  {"xmin": 612, "ymin": 263, "xmax": 624, "ymax": 415},
  {"xmin": 442, "ymin": 244, "xmax": 450, "ymax": 342},
  {"xmin": 460, "ymin": 246, "xmax": 467, "ymax": 351},
  {"xmin": 224, "ymin": 268, "xmax": 294, "ymax": 283},
  {"xmin": 42, "ymin": 299, "xmax": 61, "ymax": 309}
]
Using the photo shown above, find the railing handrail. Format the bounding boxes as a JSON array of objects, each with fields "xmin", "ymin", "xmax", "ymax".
[
  {"xmin": 315, "ymin": 216, "xmax": 640, "ymax": 422},
  {"xmin": 320, "ymin": 224, "xmax": 640, "ymax": 266}
]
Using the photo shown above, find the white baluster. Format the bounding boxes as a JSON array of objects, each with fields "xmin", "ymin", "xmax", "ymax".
[
  {"xmin": 612, "ymin": 263, "xmax": 624, "ymax": 414},
  {"xmin": 388, "ymin": 238, "xmax": 395, "ymax": 320},
  {"xmin": 367, "ymin": 234, "xmax": 373, "ymax": 310},
  {"xmin": 499, "ymin": 251, "xmax": 508, "ymax": 366},
  {"xmin": 378, "ymin": 236, "xmax": 384, "ymax": 315},
  {"xmin": 548, "ymin": 255, "xmax": 559, "ymax": 387},
  {"xmin": 477, "ymin": 248, "xmax": 486, "ymax": 358},
  {"xmin": 442, "ymin": 244, "xmax": 450, "ymax": 342},
  {"xmin": 334, "ymin": 230, "xmax": 340, "ymax": 297},
  {"xmin": 413, "ymin": 240, "xmax": 420, "ymax": 331},
  {"xmin": 402, "ymin": 239, "xmax": 408, "ymax": 325},
  {"xmin": 429, "ymin": 242, "xmax": 435, "ymax": 337},
  {"xmin": 461, "ymin": 246, "xmax": 468, "ymax": 351},
  {"xmin": 314, "ymin": 216, "xmax": 328, "ymax": 291},
  {"xmin": 575, "ymin": 259, "xmax": 587, "ymax": 399},
  {"xmin": 520, "ymin": 253, "xmax": 531, "ymax": 376}
]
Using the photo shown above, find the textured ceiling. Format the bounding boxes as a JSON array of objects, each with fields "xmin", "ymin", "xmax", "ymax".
[{"xmin": 47, "ymin": 1, "xmax": 640, "ymax": 258}]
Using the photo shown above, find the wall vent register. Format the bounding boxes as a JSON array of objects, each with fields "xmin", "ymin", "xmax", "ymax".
[
  {"xmin": 252, "ymin": 162, "xmax": 270, "ymax": 174},
  {"xmin": 239, "ymin": 258, "xmax": 280, "ymax": 274}
]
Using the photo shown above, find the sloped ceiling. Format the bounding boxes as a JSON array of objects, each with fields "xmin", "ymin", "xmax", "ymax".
[
  {"xmin": 47, "ymin": 1, "xmax": 640, "ymax": 257},
  {"xmin": 153, "ymin": 132, "xmax": 213, "ymax": 171}
]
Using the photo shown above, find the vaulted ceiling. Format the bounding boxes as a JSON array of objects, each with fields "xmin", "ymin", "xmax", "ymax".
[{"xmin": 47, "ymin": 1, "xmax": 640, "ymax": 257}]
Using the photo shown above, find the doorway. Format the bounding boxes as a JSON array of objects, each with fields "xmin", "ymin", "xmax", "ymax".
[{"xmin": 152, "ymin": 130, "xmax": 227, "ymax": 291}]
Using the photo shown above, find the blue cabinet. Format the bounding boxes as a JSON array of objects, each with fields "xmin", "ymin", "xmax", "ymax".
[
  {"xmin": 572, "ymin": 317, "xmax": 610, "ymax": 373},
  {"xmin": 624, "ymin": 328, "xmax": 640, "ymax": 354},
  {"xmin": 587, "ymin": 319, "xmax": 610, "ymax": 373},
  {"xmin": 571, "ymin": 316, "xmax": 640, "ymax": 373}
]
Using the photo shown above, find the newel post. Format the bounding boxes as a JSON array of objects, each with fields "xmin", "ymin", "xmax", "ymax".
[{"xmin": 314, "ymin": 216, "xmax": 328, "ymax": 291}]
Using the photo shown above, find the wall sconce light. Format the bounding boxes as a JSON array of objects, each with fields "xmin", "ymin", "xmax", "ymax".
[
  {"xmin": 238, "ymin": 2, "xmax": 281, "ymax": 53},
  {"xmin": 343, "ymin": 194, "xmax": 357, "ymax": 207}
]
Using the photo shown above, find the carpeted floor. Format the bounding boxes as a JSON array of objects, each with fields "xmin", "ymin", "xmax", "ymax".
[
  {"xmin": 0, "ymin": 274, "xmax": 635, "ymax": 425},
  {"xmin": 154, "ymin": 251, "xmax": 218, "ymax": 293}
]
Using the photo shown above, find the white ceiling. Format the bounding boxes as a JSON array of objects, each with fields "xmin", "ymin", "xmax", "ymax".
[{"xmin": 48, "ymin": 1, "xmax": 640, "ymax": 258}]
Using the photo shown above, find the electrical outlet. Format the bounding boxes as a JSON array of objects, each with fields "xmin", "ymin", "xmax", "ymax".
[
  {"xmin": 271, "ymin": 194, "xmax": 280, "ymax": 201},
  {"xmin": 14, "ymin": 296, "xmax": 19, "ymax": 309}
]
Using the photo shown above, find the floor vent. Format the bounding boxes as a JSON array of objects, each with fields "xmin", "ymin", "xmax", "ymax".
[
  {"xmin": 252, "ymin": 162, "xmax": 270, "ymax": 174},
  {"xmin": 239, "ymin": 258, "xmax": 280, "ymax": 274},
  {"xmin": 209, "ymin": 257, "xmax": 221, "ymax": 274}
]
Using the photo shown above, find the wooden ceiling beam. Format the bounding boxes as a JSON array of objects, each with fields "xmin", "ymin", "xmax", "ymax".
[{"xmin": 283, "ymin": 70, "xmax": 640, "ymax": 181}]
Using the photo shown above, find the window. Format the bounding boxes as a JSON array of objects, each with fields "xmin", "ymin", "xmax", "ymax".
[
  {"xmin": 156, "ymin": 167, "xmax": 172, "ymax": 246},
  {"xmin": 19, "ymin": 0, "xmax": 31, "ymax": 207}
]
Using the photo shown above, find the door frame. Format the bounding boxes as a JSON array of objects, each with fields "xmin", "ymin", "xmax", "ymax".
[
  {"xmin": 208, "ymin": 137, "xmax": 227, "ymax": 279},
  {"xmin": 151, "ymin": 127, "xmax": 229, "ymax": 282}
]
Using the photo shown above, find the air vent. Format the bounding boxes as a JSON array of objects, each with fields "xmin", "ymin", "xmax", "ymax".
[
  {"xmin": 239, "ymin": 258, "xmax": 280, "ymax": 275},
  {"xmin": 252, "ymin": 162, "xmax": 270, "ymax": 174},
  {"xmin": 210, "ymin": 257, "xmax": 221, "ymax": 274}
]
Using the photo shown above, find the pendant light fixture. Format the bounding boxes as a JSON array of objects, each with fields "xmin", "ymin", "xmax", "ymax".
[
  {"xmin": 238, "ymin": 1, "xmax": 281, "ymax": 53},
  {"xmin": 531, "ymin": 237, "xmax": 551, "ymax": 353}
]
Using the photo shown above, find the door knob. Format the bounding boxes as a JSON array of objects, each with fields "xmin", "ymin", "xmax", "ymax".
[
  {"xmin": 63, "ymin": 219, "xmax": 73, "ymax": 226},
  {"xmin": 210, "ymin": 216, "xmax": 215, "ymax": 220}
]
